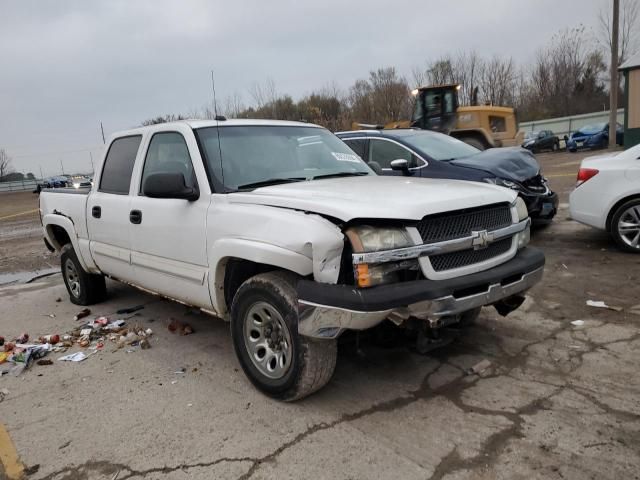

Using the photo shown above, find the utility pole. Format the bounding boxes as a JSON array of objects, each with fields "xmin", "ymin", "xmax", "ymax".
[
  {"xmin": 39, "ymin": 166, "xmax": 44, "ymax": 181},
  {"xmin": 100, "ymin": 122, "xmax": 106, "ymax": 144},
  {"xmin": 608, "ymin": 0, "xmax": 619, "ymax": 148},
  {"xmin": 60, "ymin": 159, "xmax": 65, "ymax": 175}
]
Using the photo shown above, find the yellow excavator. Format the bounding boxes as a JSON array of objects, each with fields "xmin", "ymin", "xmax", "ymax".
[{"xmin": 351, "ymin": 84, "xmax": 524, "ymax": 150}]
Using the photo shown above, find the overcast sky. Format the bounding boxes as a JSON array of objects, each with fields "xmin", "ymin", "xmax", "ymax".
[{"xmin": 1, "ymin": 0, "xmax": 607, "ymax": 177}]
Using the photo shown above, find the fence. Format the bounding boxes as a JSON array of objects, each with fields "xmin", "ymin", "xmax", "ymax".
[
  {"xmin": 519, "ymin": 108, "xmax": 625, "ymax": 140},
  {"xmin": 0, "ymin": 179, "xmax": 41, "ymax": 193}
]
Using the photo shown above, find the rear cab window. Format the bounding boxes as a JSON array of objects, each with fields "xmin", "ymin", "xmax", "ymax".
[{"xmin": 99, "ymin": 136, "xmax": 142, "ymax": 195}]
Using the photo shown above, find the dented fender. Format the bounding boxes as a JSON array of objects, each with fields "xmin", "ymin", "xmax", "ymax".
[{"xmin": 206, "ymin": 200, "xmax": 345, "ymax": 316}]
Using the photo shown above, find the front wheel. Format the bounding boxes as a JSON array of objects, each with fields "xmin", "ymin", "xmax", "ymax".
[
  {"xmin": 60, "ymin": 244, "xmax": 107, "ymax": 305},
  {"xmin": 230, "ymin": 271, "xmax": 337, "ymax": 401},
  {"xmin": 611, "ymin": 199, "xmax": 640, "ymax": 253}
]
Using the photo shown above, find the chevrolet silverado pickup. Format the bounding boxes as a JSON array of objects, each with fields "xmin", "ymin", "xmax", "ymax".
[{"xmin": 39, "ymin": 119, "xmax": 544, "ymax": 400}]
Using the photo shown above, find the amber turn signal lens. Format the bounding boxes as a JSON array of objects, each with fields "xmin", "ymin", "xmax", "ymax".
[{"xmin": 355, "ymin": 264, "xmax": 371, "ymax": 287}]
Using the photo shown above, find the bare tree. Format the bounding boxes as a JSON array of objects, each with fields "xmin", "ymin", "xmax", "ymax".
[
  {"xmin": 0, "ymin": 149, "xmax": 13, "ymax": 181},
  {"xmin": 598, "ymin": 0, "xmax": 640, "ymax": 65},
  {"xmin": 248, "ymin": 78, "xmax": 278, "ymax": 116},
  {"xmin": 478, "ymin": 55, "xmax": 516, "ymax": 106}
]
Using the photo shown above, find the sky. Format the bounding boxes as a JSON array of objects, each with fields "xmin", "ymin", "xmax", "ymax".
[{"xmin": 0, "ymin": 0, "xmax": 608, "ymax": 177}]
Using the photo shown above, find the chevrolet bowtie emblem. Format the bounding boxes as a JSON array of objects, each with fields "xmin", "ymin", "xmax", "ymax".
[{"xmin": 471, "ymin": 230, "xmax": 494, "ymax": 250}]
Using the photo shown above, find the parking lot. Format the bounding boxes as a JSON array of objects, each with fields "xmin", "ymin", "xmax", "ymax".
[{"xmin": 1, "ymin": 150, "xmax": 639, "ymax": 480}]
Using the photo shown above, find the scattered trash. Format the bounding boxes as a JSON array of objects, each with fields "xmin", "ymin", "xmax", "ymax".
[
  {"xmin": 174, "ymin": 368, "xmax": 186, "ymax": 374},
  {"xmin": 37, "ymin": 359, "xmax": 53, "ymax": 366},
  {"xmin": 74, "ymin": 308, "xmax": 91, "ymax": 321},
  {"xmin": 17, "ymin": 333, "xmax": 29, "ymax": 344},
  {"xmin": 4, "ymin": 342, "xmax": 15, "ymax": 352},
  {"xmin": 562, "ymin": 263, "xmax": 568, "ymax": 270},
  {"xmin": 56, "ymin": 297, "xmax": 62, "ymax": 302},
  {"xmin": 187, "ymin": 403, "xmax": 193, "ymax": 407},
  {"xmin": 571, "ymin": 320, "xmax": 585, "ymax": 326},
  {"xmin": 171, "ymin": 380, "xmax": 178, "ymax": 385},
  {"xmin": 586, "ymin": 300, "xmax": 623, "ymax": 312},
  {"xmin": 58, "ymin": 352, "xmax": 89, "ymax": 362},
  {"xmin": 42, "ymin": 314, "xmax": 56, "ymax": 318},
  {"xmin": 466, "ymin": 359, "xmax": 492, "ymax": 375},
  {"xmin": 80, "ymin": 328, "xmax": 93, "ymax": 336},
  {"xmin": 0, "ymin": 352, "xmax": 8, "ymax": 364},
  {"xmin": 38, "ymin": 334, "xmax": 60, "ymax": 344},
  {"xmin": 0, "ymin": 336, "xmax": 3, "ymax": 347},
  {"xmin": 0, "ymin": 388, "xmax": 8, "ymax": 403},
  {"xmin": 139, "ymin": 339, "xmax": 151, "ymax": 349},
  {"xmin": 116, "ymin": 305, "xmax": 144, "ymax": 315}
]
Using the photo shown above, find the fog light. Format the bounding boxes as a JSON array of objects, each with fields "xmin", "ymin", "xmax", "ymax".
[{"xmin": 516, "ymin": 226, "xmax": 530, "ymax": 249}]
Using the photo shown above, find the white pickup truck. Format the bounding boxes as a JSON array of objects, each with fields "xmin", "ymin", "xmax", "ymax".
[{"xmin": 39, "ymin": 119, "xmax": 544, "ymax": 400}]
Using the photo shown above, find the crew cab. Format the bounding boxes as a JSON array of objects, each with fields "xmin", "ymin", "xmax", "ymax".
[{"xmin": 40, "ymin": 119, "xmax": 544, "ymax": 400}]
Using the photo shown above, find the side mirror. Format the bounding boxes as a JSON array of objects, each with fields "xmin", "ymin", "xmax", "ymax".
[
  {"xmin": 390, "ymin": 159, "xmax": 409, "ymax": 172},
  {"xmin": 368, "ymin": 161, "xmax": 383, "ymax": 175},
  {"xmin": 143, "ymin": 172, "xmax": 199, "ymax": 201}
]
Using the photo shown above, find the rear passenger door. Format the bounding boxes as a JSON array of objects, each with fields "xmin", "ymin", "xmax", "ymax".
[
  {"xmin": 128, "ymin": 126, "xmax": 212, "ymax": 308},
  {"xmin": 87, "ymin": 135, "xmax": 141, "ymax": 282}
]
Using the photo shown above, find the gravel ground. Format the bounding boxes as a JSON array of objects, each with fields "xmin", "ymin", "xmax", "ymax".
[{"xmin": 0, "ymin": 148, "xmax": 639, "ymax": 480}]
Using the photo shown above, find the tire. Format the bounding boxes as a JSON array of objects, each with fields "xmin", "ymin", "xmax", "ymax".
[
  {"xmin": 230, "ymin": 271, "xmax": 337, "ymax": 401},
  {"xmin": 552, "ymin": 142, "xmax": 559, "ymax": 152},
  {"xmin": 460, "ymin": 137, "xmax": 486, "ymax": 151},
  {"xmin": 60, "ymin": 244, "xmax": 107, "ymax": 305},
  {"xmin": 610, "ymin": 199, "xmax": 640, "ymax": 253}
]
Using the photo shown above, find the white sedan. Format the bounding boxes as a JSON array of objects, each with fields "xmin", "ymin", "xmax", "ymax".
[{"xmin": 570, "ymin": 143, "xmax": 640, "ymax": 252}]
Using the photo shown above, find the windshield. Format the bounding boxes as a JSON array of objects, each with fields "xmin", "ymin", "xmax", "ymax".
[
  {"xmin": 578, "ymin": 123, "xmax": 607, "ymax": 135},
  {"xmin": 399, "ymin": 132, "xmax": 481, "ymax": 161},
  {"xmin": 525, "ymin": 131, "xmax": 539, "ymax": 140},
  {"xmin": 196, "ymin": 125, "xmax": 373, "ymax": 191}
]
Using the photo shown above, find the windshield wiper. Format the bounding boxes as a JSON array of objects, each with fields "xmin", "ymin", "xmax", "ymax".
[
  {"xmin": 312, "ymin": 172, "xmax": 370, "ymax": 180},
  {"xmin": 237, "ymin": 177, "xmax": 305, "ymax": 190}
]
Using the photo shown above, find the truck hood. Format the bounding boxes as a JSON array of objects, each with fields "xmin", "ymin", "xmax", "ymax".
[
  {"xmin": 226, "ymin": 176, "xmax": 516, "ymax": 222},
  {"xmin": 449, "ymin": 147, "xmax": 540, "ymax": 181}
]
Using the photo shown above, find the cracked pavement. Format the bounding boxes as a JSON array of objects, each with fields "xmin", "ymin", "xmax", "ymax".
[{"xmin": 1, "ymin": 152, "xmax": 640, "ymax": 479}]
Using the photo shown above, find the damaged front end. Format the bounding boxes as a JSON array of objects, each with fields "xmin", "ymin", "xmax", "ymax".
[{"xmin": 298, "ymin": 198, "xmax": 544, "ymax": 339}]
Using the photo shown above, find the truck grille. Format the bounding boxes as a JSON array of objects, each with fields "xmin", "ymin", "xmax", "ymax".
[
  {"xmin": 416, "ymin": 203, "xmax": 512, "ymax": 244},
  {"xmin": 429, "ymin": 238, "xmax": 512, "ymax": 272}
]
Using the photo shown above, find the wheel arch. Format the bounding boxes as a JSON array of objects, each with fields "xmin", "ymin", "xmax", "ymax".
[
  {"xmin": 209, "ymin": 239, "xmax": 314, "ymax": 319},
  {"xmin": 43, "ymin": 214, "xmax": 92, "ymax": 272}
]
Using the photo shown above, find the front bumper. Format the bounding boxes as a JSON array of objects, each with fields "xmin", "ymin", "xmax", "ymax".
[
  {"xmin": 521, "ymin": 191, "xmax": 558, "ymax": 220},
  {"xmin": 297, "ymin": 247, "xmax": 545, "ymax": 338}
]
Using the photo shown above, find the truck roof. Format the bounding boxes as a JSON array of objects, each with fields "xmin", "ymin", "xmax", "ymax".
[{"xmin": 116, "ymin": 119, "xmax": 322, "ymax": 137}]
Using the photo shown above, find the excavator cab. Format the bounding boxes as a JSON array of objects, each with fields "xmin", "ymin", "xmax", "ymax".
[{"xmin": 410, "ymin": 84, "xmax": 460, "ymax": 134}]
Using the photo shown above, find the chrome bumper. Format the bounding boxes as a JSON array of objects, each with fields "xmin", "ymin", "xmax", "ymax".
[{"xmin": 298, "ymin": 267, "xmax": 543, "ymax": 339}]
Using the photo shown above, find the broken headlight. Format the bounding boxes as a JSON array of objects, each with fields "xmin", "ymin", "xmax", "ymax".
[{"xmin": 345, "ymin": 226, "xmax": 418, "ymax": 287}]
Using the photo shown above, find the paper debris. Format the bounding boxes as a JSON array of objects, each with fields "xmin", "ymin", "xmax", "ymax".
[{"xmin": 586, "ymin": 300, "xmax": 623, "ymax": 312}]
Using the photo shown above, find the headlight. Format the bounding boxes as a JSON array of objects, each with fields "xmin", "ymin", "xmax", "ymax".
[
  {"xmin": 345, "ymin": 226, "xmax": 416, "ymax": 287},
  {"xmin": 345, "ymin": 226, "xmax": 412, "ymax": 253},
  {"xmin": 512, "ymin": 197, "xmax": 530, "ymax": 249},
  {"xmin": 514, "ymin": 197, "xmax": 528, "ymax": 221},
  {"xmin": 73, "ymin": 182, "xmax": 80, "ymax": 189},
  {"xmin": 484, "ymin": 177, "xmax": 520, "ymax": 190}
]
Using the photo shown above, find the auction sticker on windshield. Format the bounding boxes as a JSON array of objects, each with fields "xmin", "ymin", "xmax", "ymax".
[{"xmin": 332, "ymin": 152, "xmax": 361, "ymax": 163}]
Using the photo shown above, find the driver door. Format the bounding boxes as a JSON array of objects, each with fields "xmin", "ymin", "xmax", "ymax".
[{"xmin": 128, "ymin": 127, "xmax": 213, "ymax": 308}]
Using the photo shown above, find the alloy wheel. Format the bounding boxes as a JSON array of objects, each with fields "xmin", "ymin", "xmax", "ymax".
[
  {"xmin": 64, "ymin": 258, "xmax": 81, "ymax": 298},
  {"xmin": 617, "ymin": 205, "xmax": 640, "ymax": 249}
]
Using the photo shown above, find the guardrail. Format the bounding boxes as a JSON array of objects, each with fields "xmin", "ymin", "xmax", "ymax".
[
  {"xmin": 0, "ymin": 179, "xmax": 41, "ymax": 193},
  {"xmin": 520, "ymin": 109, "xmax": 625, "ymax": 141}
]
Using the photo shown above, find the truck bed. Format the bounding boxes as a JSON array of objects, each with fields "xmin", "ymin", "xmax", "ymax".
[{"xmin": 39, "ymin": 188, "xmax": 91, "ymax": 242}]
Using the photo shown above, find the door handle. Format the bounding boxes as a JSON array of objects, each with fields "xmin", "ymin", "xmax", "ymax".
[
  {"xmin": 92, "ymin": 206, "xmax": 101, "ymax": 218},
  {"xmin": 129, "ymin": 210, "xmax": 142, "ymax": 224}
]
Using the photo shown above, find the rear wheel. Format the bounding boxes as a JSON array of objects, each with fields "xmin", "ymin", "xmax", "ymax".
[
  {"xmin": 460, "ymin": 137, "xmax": 486, "ymax": 151},
  {"xmin": 61, "ymin": 244, "xmax": 107, "ymax": 305},
  {"xmin": 230, "ymin": 271, "xmax": 337, "ymax": 401},
  {"xmin": 611, "ymin": 199, "xmax": 640, "ymax": 253},
  {"xmin": 552, "ymin": 141, "xmax": 559, "ymax": 152}
]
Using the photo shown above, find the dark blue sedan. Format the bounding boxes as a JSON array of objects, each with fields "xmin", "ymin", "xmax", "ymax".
[
  {"xmin": 566, "ymin": 122, "xmax": 624, "ymax": 152},
  {"xmin": 337, "ymin": 129, "xmax": 558, "ymax": 221}
]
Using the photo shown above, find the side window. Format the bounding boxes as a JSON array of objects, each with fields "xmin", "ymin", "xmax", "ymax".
[
  {"xmin": 99, "ymin": 136, "xmax": 142, "ymax": 195},
  {"xmin": 489, "ymin": 116, "xmax": 507, "ymax": 133},
  {"xmin": 369, "ymin": 139, "xmax": 418, "ymax": 169},
  {"xmin": 141, "ymin": 132, "xmax": 196, "ymax": 194},
  {"xmin": 343, "ymin": 139, "xmax": 366, "ymax": 160}
]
